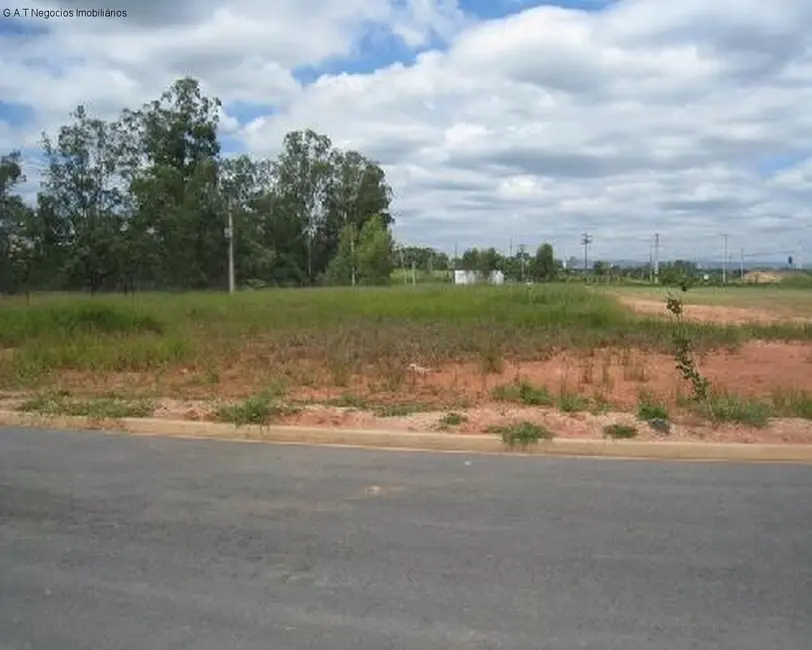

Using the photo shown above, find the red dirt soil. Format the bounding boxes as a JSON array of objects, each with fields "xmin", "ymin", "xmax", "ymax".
[{"xmin": 6, "ymin": 295, "xmax": 812, "ymax": 445}]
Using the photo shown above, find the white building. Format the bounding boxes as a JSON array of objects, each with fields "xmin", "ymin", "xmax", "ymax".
[{"xmin": 453, "ymin": 270, "xmax": 505, "ymax": 285}]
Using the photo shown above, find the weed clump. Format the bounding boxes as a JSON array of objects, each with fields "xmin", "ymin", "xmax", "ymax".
[
  {"xmin": 603, "ymin": 423, "xmax": 638, "ymax": 439},
  {"xmin": 17, "ymin": 394, "xmax": 154, "ymax": 419},
  {"xmin": 438, "ymin": 412, "xmax": 467, "ymax": 428},
  {"xmin": 491, "ymin": 381, "xmax": 554, "ymax": 406},
  {"xmin": 488, "ymin": 421, "xmax": 553, "ymax": 447},
  {"xmin": 214, "ymin": 394, "xmax": 299, "ymax": 426}
]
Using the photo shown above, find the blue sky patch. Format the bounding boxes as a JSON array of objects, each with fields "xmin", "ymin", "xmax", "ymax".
[
  {"xmin": 294, "ymin": 26, "xmax": 431, "ymax": 84},
  {"xmin": 757, "ymin": 152, "xmax": 808, "ymax": 176},
  {"xmin": 225, "ymin": 101, "xmax": 279, "ymax": 127},
  {"xmin": 460, "ymin": 0, "xmax": 614, "ymax": 19},
  {"xmin": 0, "ymin": 101, "xmax": 35, "ymax": 128},
  {"xmin": 0, "ymin": 16, "xmax": 49, "ymax": 37}
]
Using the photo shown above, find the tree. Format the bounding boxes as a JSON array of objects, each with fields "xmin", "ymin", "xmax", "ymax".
[
  {"xmin": 39, "ymin": 107, "xmax": 130, "ymax": 293},
  {"xmin": 125, "ymin": 77, "xmax": 223, "ymax": 289},
  {"xmin": 0, "ymin": 151, "xmax": 25, "ymax": 291},
  {"xmin": 325, "ymin": 222, "xmax": 358, "ymax": 286},
  {"xmin": 531, "ymin": 242, "xmax": 557, "ymax": 281},
  {"xmin": 356, "ymin": 215, "xmax": 394, "ymax": 285},
  {"xmin": 6, "ymin": 76, "xmax": 399, "ymax": 293}
]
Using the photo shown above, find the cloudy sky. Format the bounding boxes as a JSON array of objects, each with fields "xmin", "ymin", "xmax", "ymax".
[{"xmin": 1, "ymin": 0, "xmax": 811, "ymax": 263}]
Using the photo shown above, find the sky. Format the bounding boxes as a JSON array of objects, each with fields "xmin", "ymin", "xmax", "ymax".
[{"xmin": 1, "ymin": 0, "xmax": 811, "ymax": 263}]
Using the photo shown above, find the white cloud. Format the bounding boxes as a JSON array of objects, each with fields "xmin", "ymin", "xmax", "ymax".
[{"xmin": 1, "ymin": 0, "xmax": 811, "ymax": 261}]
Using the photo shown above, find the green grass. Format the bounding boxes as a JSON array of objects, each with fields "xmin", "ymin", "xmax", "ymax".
[
  {"xmin": 770, "ymin": 389, "xmax": 812, "ymax": 420},
  {"xmin": 557, "ymin": 391, "xmax": 591, "ymax": 413},
  {"xmin": 603, "ymin": 423, "xmax": 638, "ymax": 439},
  {"xmin": 437, "ymin": 412, "xmax": 468, "ymax": 429},
  {"xmin": 213, "ymin": 394, "xmax": 299, "ymax": 426},
  {"xmin": 17, "ymin": 394, "xmax": 155, "ymax": 419},
  {"xmin": 637, "ymin": 392, "xmax": 670, "ymax": 422},
  {"xmin": 2, "ymin": 284, "xmax": 810, "ymax": 392},
  {"xmin": 491, "ymin": 380, "xmax": 554, "ymax": 406},
  {"xmin": 487, "ymin": 421, "xmax": 553, "ymax": 447},
  {"xmin": 699, "ymin": 392, "xmax": 773, "ymax": 428}
]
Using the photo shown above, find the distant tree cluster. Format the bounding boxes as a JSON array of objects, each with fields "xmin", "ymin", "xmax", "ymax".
[
  {"xmin": 452, "ymin": 243, "xmax": 561, "ymax": 282},
  {"xmin": 0, "ymin": 77, "xmax": 394, "ymax": 294}
]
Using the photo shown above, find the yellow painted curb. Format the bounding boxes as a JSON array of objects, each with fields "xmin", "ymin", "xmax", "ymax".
[{"xmin": 1, "ymin": 410, "xmax": 812, "ymax": 462}]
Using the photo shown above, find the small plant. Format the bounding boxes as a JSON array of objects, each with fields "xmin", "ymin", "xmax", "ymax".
[
  {"xmin": 491, "ymin": 381, "xmax": 554, "ymax": 406},
  {"xmin": 17, "ymin": 394, "xmax": 154, "ymax": 419},
  {"xmin": 666, "ymin": 289, "xmax": 710, "ymax": 401},
  {"xmin": 557, "ymin": 391, "xmax": 590, "ymax": 413},
  {"xmin": 437, "ymin": 412, "xmax": 468, "ymax": 429},
  {"xmin": 214, "ymin": 394, "xmax": 298, "ymax": 426},
  {"xmin": 479, "ymin": 346, "xmax": 504, "ymax": 374},
  {"xmin": 771, "ymin": 388, "xmax": 812, "ymax": 420},
  {"xmin": 487, "ymin": 421, "xmax": 553, "ymax": 447},
  {"xmin": 590, "ymin": 392, "xmax": 613, "ymax": 415},
  {"xmin": 440, "ymin": 412, "xmax": 467, "ymax": 426},
  {"xmin": 603, "ymin": 423, "xmax": 638, "ymax": 439},
  {"xmin": 701, "ymin": 392, "xmax": 772, "ymax": 428},
  {"xmin": 637, "ymin": 391, "xmax": 670, "ymax": 422}
]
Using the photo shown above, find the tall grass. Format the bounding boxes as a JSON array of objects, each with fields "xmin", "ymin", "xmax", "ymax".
[{"xmin": 1, "ymin": 284, "xmax": 810, "ymax": 390}]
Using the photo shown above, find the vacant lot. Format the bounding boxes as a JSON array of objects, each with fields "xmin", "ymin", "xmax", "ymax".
[{"xmin": 1, "ymin": 284, "xmax": 811, "ymax": 443}]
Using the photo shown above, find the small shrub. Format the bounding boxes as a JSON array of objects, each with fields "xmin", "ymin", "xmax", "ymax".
[
  {"xmin": 557, "ymin": 391, "xmax": 590, "ymax": 413},
  {"xmin": 666, "ymin": 289, "xmax": 710, "ymax": 401},
  {"xmin": 487, "ymin": 421, "xmax": 553, "ymax": 447},
  {"xmin": 439, "ymin": 412, "xmax": 467, "ymax": 427},
  {"xmin": 214, "ymin": 394, "xmax": 298, "ymax": 426},
  {"xmin": 603, "ymin": 423, "xmax": 638, "ymax": 439},
  {"xmin": 637, "ymin": 392, "xmax": 670, "ymax": 422},
  {"xmin": 491, "ymin": 381, "xmax": 554, "ymax": 406}
]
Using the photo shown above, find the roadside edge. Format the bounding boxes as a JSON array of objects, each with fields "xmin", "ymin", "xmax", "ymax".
[{"xmin": 1, "ymin": 410, "xmax": 812, "ymax": 462}]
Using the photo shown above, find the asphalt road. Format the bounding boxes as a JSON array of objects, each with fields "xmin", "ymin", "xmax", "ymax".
[{"xmin": 1, "ymin": 428, "xmax": 811, "ymax": 650}]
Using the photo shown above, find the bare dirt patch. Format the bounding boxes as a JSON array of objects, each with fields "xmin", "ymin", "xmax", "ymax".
[
  {"xmin": 20, "ymin": 341, "xmax": 812, "ymax": 414},
  {"xmin": 618, "ymin": 297, "xmax": 810, "ymax": 325},
  {"xmin": 7, "ymin": 340, "xmax": 812, "ymax": 446}
]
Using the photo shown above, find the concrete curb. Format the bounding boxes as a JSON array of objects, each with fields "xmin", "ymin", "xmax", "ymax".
[{"xmin": 1, "ymin": 410, "xmax": 812, "ymax": 462}]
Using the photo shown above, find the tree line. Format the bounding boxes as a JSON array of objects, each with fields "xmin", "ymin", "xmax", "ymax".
[
  {"xmin": 0, "ymin": 77, "xmax": 396, "ymax": 294},
  {"xmin": 1, "ymin": 74, "xmax": 701, "ymax": 294}
]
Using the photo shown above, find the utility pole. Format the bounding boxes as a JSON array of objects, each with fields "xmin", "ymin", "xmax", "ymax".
[
  {"xmin": 722, "ymin": 234, "xmax": 728, "ymax": 284},
  {"xmin": 581, "ymin": 232, "xmax": 592, "ymax": 276},
  {"xmin": 350, "ymin": 225, "xmax": 356, "ymax": 287},
  {"xmin": 654, "ymin": 233, "xmax": 660, "ymax": 284},
  {"xmin": 519, "ymin": 244, "xmax": 526, "ymax": 282},
  {"xmin": 399, "ymin": 247, "xmax": 407, "ymax": 285},
  {"xmin": 648, "ymin": 245, "xmax": 653, "ymax": 283},
  {"xmin": 740, "ymin": 247, "xmax": 744, "ymax": 281},
  {"xmin": 509, "ymin": 237, "xmax": 513, "ymax": 258},
  {"xmin": 225, "ymin": 199, "xmax": 235, "ymax": 294}
]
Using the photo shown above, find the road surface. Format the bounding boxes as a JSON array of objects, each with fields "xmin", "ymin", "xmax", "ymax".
[{"xmin": 1, "ymin": 426, "xmax": 811, "ymax": 649}]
